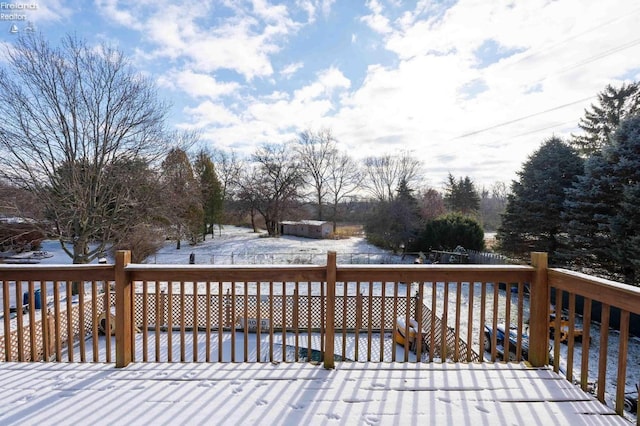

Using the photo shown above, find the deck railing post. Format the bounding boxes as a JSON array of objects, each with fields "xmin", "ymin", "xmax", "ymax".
[
  {"xmin": 115, "ymin": 250, "xmax": 132, "ymax": 368},
  {"xmin": 528, "ymin": 252, "xmax": 549, "ymax": 367},
  {"xmin": 324, "ymin": 251, "xmax": 336, "ymax": 369}
]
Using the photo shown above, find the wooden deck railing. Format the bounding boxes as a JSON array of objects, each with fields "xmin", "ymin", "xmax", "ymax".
[
  {"xmin": 1, "ymin": 251, "xmax": 639, "ymax": 418},
  {"xmin": 547, "ymin": 266, "xmax": 640, "ymax": 416}
]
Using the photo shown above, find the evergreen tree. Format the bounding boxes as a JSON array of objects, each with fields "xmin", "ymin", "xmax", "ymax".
[
  {"xmin": 389, "ymin": 178, "xmax": 421, "ymax": 251},
  {"xmin": 564, "ymin": 116, "xmax": 640, "ymax": 284},
  {"xmin": 194, "ymin": 150, "xmax": 224, "ymax": 238},
  {"xmin": 443, "ymin": 173, "xmax": 480, "ymax": 215},
  {"xmin": 413, "ymin": 213, "xmax": 485, "ymax": 252},
  {"xmin": 571, "ymin": 82, "xmax": 640, "ymax": 156},
  {"xmin": 559, "ymin": 154, "xmax": 615, "ymax": 270},
  {"xmin": 364, "ymin": 200, "xmax": 393, "ymax": 249},
  {"xmin": 161, "ymin": 148, "xmax": 203, "ymax": 248},
  {"xmin": 497, "ymin": 137, "xmax": 583, "ymax": 260},
  {"xmin": 364, "ymin": 178, "xmax": 421, "ymax": 252}
]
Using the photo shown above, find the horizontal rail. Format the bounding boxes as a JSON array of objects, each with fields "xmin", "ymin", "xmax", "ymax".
[
  {"xmin": 337, "ymin": 264, "xmax": 534, "ymax": 284},
  {"xmin": 549, "ymin": 268, "xmax": 640, "ymax": 315},
  {"xmin": 125, "ymin": 264, "xmax": 327, "ymax": 283},
  {"xmin": 0, "ymin": 264, "xmax": 114, "ymax": 282}
]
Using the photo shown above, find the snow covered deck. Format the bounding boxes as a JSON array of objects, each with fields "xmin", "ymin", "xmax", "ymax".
[{"xmin": 0, "ymin": 361, "xmax": 624, "ymax": 425}]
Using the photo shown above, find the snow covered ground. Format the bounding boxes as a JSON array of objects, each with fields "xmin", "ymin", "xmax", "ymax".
[{"xmin": 1, "ymin": 225, "xmax": 639, "ymax": 419}]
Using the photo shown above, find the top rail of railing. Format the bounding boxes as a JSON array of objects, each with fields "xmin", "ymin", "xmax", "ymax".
[
  {"xmin": 0, "ymin": 264, "xmax": 114, "ymax": 282},
  {"xmin": 549, "ymin": 268, "xmax": 640, "ymax": 315}
]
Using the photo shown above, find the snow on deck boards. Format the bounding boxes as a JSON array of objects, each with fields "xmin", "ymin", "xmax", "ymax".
[{"xmin": 0, "ymin": 362, "xmax": 624, "ymax": 426}]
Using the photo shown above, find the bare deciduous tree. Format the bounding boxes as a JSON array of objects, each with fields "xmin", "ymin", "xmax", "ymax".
[
  {"xmin": 251, "ymin": 144, "xmax": 302, "ymax": 236},
  {"xmin": 362, "ymin": 152, "xmax": 422, "ymax": 202},
  {"xmin": 234, "ymin": 164, "xmax": 262, "ymax": 233},
  {"xmin": 326, "ymin": 151, "xmax": 362, "ymax": 231},
  {"xmin": 212, "ymin": 148, "xmax": 243, "ymax": 201},
  {"xmin": 295, "ymin": 128, "xmax": 337, "ymax": 220},
  {"xmin": 417, "ymin": 187, "xmax": 446, "ymax": 221},
  {"xmin": 0, "ymin": 33, "xmax": 168, "ymax": 263}
]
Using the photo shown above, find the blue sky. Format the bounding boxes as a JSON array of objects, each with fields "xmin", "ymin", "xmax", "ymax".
[{"xmin": 2, "ymin": 0, "xmax": 640, "ymax": 189}]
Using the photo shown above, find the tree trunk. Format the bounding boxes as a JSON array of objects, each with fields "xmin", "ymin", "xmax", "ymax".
[
  {"xmin": 72, "ymin": 240, "xmax": 89, "ymax": 295},
  {"xmin": 317, "ymin": 191, "xmax": 323, "ymax": 221},
  {"xmin": 265, "ymin": 219, "xmax": 278, "ymax": 237},
  {"xmin": 623, "ymin": 266, "xmax": 636, "ymax": 286},
  {"xmin": 250, "ymin": 208, "xmax": 257, "ymax": 233}
]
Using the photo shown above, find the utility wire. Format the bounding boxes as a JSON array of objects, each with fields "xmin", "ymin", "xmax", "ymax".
[
  {"xmin": 453, "ymin": 36, "xmax": 640, "ymax": 140},
  {"xmin": 554, "ymin": 38, "xmax": 640, "ymax": 75},
  {"xmin": 504, "ymin": 7, "xmax": 640, "ymax": 69},
  {"xmin": 481, "ymin": 120, "xmax": 578, "ymax": 147},
  {"xmin": 455, "ymin": 10, "xmax": 640, "ymax": 141},
  {"xmin": 454, "ymin": 96, "xmax": 594, "ymax": 139}
]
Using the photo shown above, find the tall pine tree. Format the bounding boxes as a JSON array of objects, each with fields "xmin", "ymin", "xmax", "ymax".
[
  {"xmin": 443, "ymin": 173, "xmax": 480, "ymax": 215},
  {"xmin": 564, "ymin": 115, "xmax": 640, "ymax": 284},
  {"xmin": 571, "ymin": 82, "xmax": 640, "ymax": 156},
  {"xmin": 194, "ymin": 150, "xmax": 224, "ymax": 238},
  {"xmin": 497, "ymin": 137, "xmax": 583, "ymax": 260}
]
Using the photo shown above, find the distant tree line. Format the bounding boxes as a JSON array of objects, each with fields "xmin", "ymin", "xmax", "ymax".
[{"xmin": 497, "ymin": 81, "xmax": 640, "ymax": 285}]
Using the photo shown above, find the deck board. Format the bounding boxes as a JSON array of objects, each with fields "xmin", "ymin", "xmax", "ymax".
[{"xmin": 0, "ymin": 362, "xmax": 626, "ymax": 425}]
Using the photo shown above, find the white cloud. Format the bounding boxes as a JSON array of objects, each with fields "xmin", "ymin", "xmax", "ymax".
[
  {"xmin": 157, "ymin": 70, "xmax": 240, "ymax": 99},
  {"xmin": 177, "ymin": 66, "xmax": 350, "ymax": 152},
  {"xmin": 183, "ymin": 101, "xmax": 240, "ymax": 127},
  {"xmin": 280, "ymin": 62, "xmax": 304, "ymax": 79},
  {"xmin": 96, "ymin": 0, "xmax": 301, "ymax": 81},
  {"xmin": 361, "ymin": 0, "xmax": 392, "ymax": 34},
  {"xmin": 28, "ymin": 0, "xmax": 74, "ymax": 24},
  {"xmin": 320, "ymin": 0, "xmax": 335, "ymax": 17},
  {"xmin": 94, "ymin": 0, "xmax": 144, "ymax": 30}
]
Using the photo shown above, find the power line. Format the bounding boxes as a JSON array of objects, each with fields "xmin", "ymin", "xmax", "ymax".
[
  {"xmin": 505, "ymin": 7, "xmax": 640, "ymax": 69},
  {"xmin": 455, "ymin": 12, "xmax": 640, "ymax": 141},
  {"xmin": 453, "ymin": 96, "xmax": 594, "ymax": 139},
  {"xmin": 484, "ymin": 120, "xmax": 578, "ymax": 147},
  {"xmin": 554, "ymin": 38, "xmax": 640, "ymax": 75}
]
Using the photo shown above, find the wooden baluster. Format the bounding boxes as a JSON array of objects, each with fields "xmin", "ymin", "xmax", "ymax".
[
  {"xmin": 180, "ymin": 281, "xmax": 186, "ymax": 362},
  {"xmin": 454, "ymin": 282, "xmax": 461, "ymax": 362},
  {"xmin": 466, "ymin": 282, "xmax": 474, "ymax": 362},
  {"xmin": 596, "ymin": 303, "xmax": 610, "ymax": 404},
  {"xmin": 367, "ymin": 283, "xmax": 373, "ymax": 362},
  {"xmin": 193, "ymin": 281, "xmax": 199, "ymax": 362},
  {"xmin": 615, "ymin": 309, "xmax": 630, "ymax": 416},
  {"xmin": 142, "ymin": 281, "xmax": 148, "ymax": 362},
  {"xmin": 155, "ymin": 282, "xmax": 161, "ymax": 362},
  {"xmin": 205, "ymin": 281, "xmax": 211, "ymax": 363},
  {"xmin": 479, "ymin": 282, "xmax": 486, "ymax": 362},
  {"xmin": 516, "ymin": 282, "xmax": 524, "ymax": 361},
  {"xmin": 566, "ymin": 293, "xmax": 576, "ymax": 382}
]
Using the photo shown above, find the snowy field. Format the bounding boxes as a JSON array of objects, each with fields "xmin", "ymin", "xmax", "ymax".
[{"xmin": 1, "ymin": 225, "xmax": 639, "ymax": 419}]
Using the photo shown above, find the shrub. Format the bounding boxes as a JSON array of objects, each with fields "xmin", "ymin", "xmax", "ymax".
[
  {"xmin": 110, "ymin": 224, "xmax": 165, "ymax": 263},
  {"xmin": 412, "ymin": 213, "xmax": 485, "ymax": 252}
]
